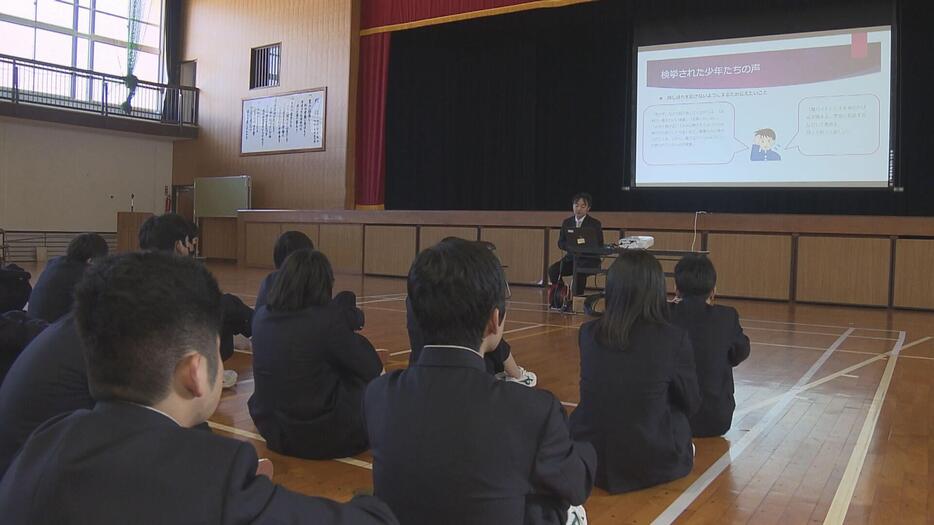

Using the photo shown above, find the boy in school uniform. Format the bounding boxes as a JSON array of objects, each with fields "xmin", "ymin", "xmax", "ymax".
[
  {"xmin": 670, "ymin": 254, "xmax": 751, "ymax": 437},
  {"xmin": 0, "ymin": 252, "xmax": 398, "ymax": 525},
  {"xmin": 364, "ymin": 238, "xmax": 595, "ymax": 525},
  {"xmin": 139, "ymin": 214, "xmax": 253, "ymax": 387},
  {"xmin": 28, "ymin": 233, "xmax": 109, "ymax": 323}
]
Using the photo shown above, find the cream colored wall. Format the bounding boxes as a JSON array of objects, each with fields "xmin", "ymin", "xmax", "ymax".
[{"xmin": 0, "ymin": 117, "xmax": 173, "ymax": 232}]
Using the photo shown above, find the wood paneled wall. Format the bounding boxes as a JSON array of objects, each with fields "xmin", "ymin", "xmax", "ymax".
[
  {"xmin": 418, "ymin": 226, "xmax": 479, "ymax": 251},
  {"xmin": 244, "ymin": 222, "xmax": 281, "ymax": 268},
  {"xmin": 116, "ymin": 212, "xmax": 153, "ymax": 253},
  {"xmin": 480, "ymin": 228, "xmax": 545, "ymax": 285},
  {"xmin": 893, "ymin": 239, "xmax": 934, "ymax": 309},
  {"xmin": 707, "ymin": 234, "xmax": 792, "ymax": 300},
  {"xmin": 796, "ymin": 236, "xmax": 892, "ymax": 307},
  {"xmin": 199, "ymin": 217, "xmax": 238, "ymax": 260},
  {"xmin": 364, "ymin": 225, "xmax": 416, "ymax": 276},
  {"xmin": 236, "ymin": 210, "xmax": 934, "ymax": 309},
  {"xmin": 318, "ymin": 224, "xmax": 363, "ymax": 274},
  {"xmin": 175, "ymin": 0, "xmax": 357, "ymax": 209}
]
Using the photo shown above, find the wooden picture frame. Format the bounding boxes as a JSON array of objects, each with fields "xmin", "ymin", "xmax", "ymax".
[{"xmin": 240, "ymin": 87, "xmax": 326, "ymax": 156}]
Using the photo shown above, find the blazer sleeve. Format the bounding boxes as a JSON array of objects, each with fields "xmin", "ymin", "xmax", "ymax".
[
  {"xmin": 530, "ymin": 397, "xmax": 597, "ymax": 506},
  {"xmin": 669, "ymin": 330, "xmax": 702, "ymax": 417},
  {"xmin": 223, "ymin": 442, "xmax": 399, "ymax": 524},
  {"xmin": 727, "ymin": 309, "xmax": 751, "ymax": 367},
  {"xmin": 327, "ymin": 324, "xmax": 384, "ymax": 382},
  {"xmin": 557, "ymin": 218, "xmax": 569, "ymax": 251}
]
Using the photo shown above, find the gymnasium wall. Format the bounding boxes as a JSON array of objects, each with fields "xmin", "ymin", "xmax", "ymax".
[
  {"xmin": 0, "ymin": 117, "xmax": 172, "ymax": 232},
  {"xmin": 173, "ymin": 0, "xmax": 359, "ymax": 210}
]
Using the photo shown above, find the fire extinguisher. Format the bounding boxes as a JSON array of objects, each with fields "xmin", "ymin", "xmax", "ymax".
[{"xmin": 164, "ymin": 185, "xmax": 172, "ymax": 213}]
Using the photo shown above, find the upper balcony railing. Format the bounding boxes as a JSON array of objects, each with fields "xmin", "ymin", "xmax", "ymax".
[{"xmin": 0, "ymin": 53, "xmax": 198, "ymax": 127}]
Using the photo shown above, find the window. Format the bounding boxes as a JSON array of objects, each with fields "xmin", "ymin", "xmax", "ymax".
[
  {"xmin": 0, "ymin": 0, "xmax": 165, "ymax": 83},
  {"xmin": 250, "ymin": 43, "xmax": 280, "ymax": 89}
]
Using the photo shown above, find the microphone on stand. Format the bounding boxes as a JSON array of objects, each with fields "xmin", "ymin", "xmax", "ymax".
[{"xmin": 130, "ymin": 193, "xmax": 135, "ymax": 212}]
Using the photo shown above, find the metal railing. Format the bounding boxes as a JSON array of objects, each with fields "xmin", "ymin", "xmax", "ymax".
[
  {"xmin": 0, "ymin": 54, "xmax": 198, "ymax": 126},
  {"xmin": 0, "ymin": 231, "xmax": 118, "ymax": 263}
]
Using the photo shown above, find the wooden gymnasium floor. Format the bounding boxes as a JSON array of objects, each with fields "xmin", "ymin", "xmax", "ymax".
[{"xmin": 27, "ymin": 261, "xmax": 934, "ymax": 523}]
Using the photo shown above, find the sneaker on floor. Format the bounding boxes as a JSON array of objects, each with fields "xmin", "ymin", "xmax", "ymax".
[
  {"xmin": 566, "ymin": 505, "xmax": 587, "ymax": 525},
  {"xmin": 222, "ymin": 369, "xmax": 238, "ymax": 389},
  {"xmin": 498, "ymin": 367, "xmax": 537, "ymax": 388}
]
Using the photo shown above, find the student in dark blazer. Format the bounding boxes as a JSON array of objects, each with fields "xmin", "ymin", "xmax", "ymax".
[
  {"xmin": 569, "ymin": 250, "xmax": 701, "ymax": 494},
  {"xmin": 548, "ymin": 193, "xmax": 604, "ymax": 297},
  {"xmin": 255, "ymin": 230, "xmax": 315, "ymax": 309},
  {"xmin": 365, "ymin": 238, "xmax": 596, "ymax": 525},
  {"xmin": 0, "ymin": 311, "xmax": 47, "ymax": 386},
  {"xmin": 250, "ymin": 249, "xmax": 381, "ymax": 460},
  {"xmin": 0, "ymin": 313, "xmax": 89, "ymax": 477},
  {"xmin": 670, "ymin": 255, "xmax": 750, "ymax": 438},
  {"xmin": 139, "ymin": 214, "xmax": 252, "ymax": 386},
  {"xmin": 0, "ymin": 252, "xmax": 398, "ymax": 525},
  {"xmin": 27, "ymin": 233, "xmax": 109, "ymax": 323}
]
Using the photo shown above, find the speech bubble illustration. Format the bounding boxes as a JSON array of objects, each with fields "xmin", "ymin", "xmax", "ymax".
[
  {"xmin": 785, "ymin": 94, "xmax": 881, "ymax": 156},
  {"xmin": 642, "ymin": 102, "xmax": 749, "ymax": 165}
]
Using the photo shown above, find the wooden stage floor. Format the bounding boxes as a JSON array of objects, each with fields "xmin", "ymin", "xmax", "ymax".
[
  {"xmin": 25, "ymin": 261, "xmax": 934, "ymax": 523},
  {"xmin": 206, "ymin": 262, "xmax": 934, "ymax": 524}
]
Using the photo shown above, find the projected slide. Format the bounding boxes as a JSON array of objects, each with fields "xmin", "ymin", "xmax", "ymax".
[{"xmin": 634, "ymin": 27, "xmax": 892, "ymax": 188}]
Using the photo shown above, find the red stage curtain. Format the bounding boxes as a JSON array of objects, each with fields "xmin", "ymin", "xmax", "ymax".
[
  {"xmin": 362, "ymin": 0, "xmax": 545, "ymax": 30},
  {"xmin": 355, "ymin": 32, "xmax": 391, "ymax": 209}
]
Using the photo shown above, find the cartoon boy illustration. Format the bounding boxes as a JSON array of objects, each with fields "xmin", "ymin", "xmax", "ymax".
[{"xmin": 751, "ymin": 128, "xmax": 781, "ymax": 161}]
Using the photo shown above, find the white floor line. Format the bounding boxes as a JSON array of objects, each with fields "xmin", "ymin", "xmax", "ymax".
[
  {"xmin": 739, "ymin": 317, "xmax": 899, "ymax": 334},
  {"xmin": 233, "ymin": 349, "xmax": 253, "ymax": 355},
  {"xmin": 236, "ymin": 378, "xmax": 255, "ymax": 385},
  {"xmin": 560, "ymin": 401, "xmax": 578, "ymax": 408},
  {"xmin": 744, "ymin": 326, "xmax": 897, "ymax": 341},
  {"xmin": 356, "ymin": 296, "xmax": 407, "ymax": 305},
  {"xmin": 389, "ymin": 349, "xmax": 412, "ymax": 357},
  {"xmin": 207, "ymin": 421, "xmax": 373, "ymax": 470},
  {"xmin": 651, "ymin": 327, "xmax": 855, "ymax": 525},
  {"xmin": 823, "ymin": 331, "xmax": 906, "ymax": 524}
]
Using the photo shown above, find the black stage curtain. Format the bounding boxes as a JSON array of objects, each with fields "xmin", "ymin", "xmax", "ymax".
[{"xmin": 385, "ymin": 0, "xmax": 934, "ymax": 215}]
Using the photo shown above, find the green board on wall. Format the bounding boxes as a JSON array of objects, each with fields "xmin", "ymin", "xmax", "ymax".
[{"xmin": 193, "ymin": 176, "xmax": 251, "ymax": 219}]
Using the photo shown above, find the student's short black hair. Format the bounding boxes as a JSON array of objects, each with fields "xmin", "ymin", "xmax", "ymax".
[
  {"xmin": 674, "ymin": 254, "xmax": 717, "ymax": 298},
  {"xmin": 408, "ymin": 238, "xmax": 506, "ymax": 349},
  {"xmin": 572, "ymin": 192, "xmax": 593, "ymax": 207},
  {"xmin": 66, "ymin": 233, "xmax": 109, "ymax": 262},
  {"xmin": 74, "ymin": 252, "xmax": 223, "ymax": 405},
  {"xmin": 267, "ymin": 249, "xmax": 333, "ymax": 311},
  {"xmin": 596, "ymin": 250, "xmax": 669, "ymax": 350},
  {"xmin": 273, "ymin": 231, "xmax": 315, "ymax": 269},
  {"xmin": 138, "ymin": 213, "xmax": 189, "ymax": 252}
]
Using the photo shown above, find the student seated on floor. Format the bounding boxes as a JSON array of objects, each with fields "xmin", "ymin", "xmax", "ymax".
[
  {"xmin": 139, "ymin": 213, "xmax": 253, "ymax": 387},
  {"xmin": 407, "ymin": 238, "xmax": 536, "ymax": 386},
  {"xmin": 28, "ymin": 233, "xmax": 109, "ymax": 323},
  {"xmin": 0, "ymin": 252, "xmax": 398, "ymax": 525},
  {"xmin": 249, "ymin": 249, "xmax": 382, "ymax": 460},
  {"xmin": 365, "ymin": 238, "xmax": 595, "ymax": 525},
  {"xmin": 670, "ymin": 254, "xmax": 750, "ymax": 438},
  {"xmin": 255, "ymin": 230, "xmax": 315, "ymax": 309},
  {"xmin": 569, "ymin": 250, "xmax": 700, "ymax": 494},
  {"xmin": 0, "ymin": 311, "xmax": 46, "ymax": 387},
  {"xmin": 0, "ymin": 313, "xmax": 89, "ymax": 477}
]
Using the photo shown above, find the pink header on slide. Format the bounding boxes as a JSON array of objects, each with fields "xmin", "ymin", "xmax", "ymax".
[{"xmin": 647, "ymin": 43, "xmax": 881, "ymax": 89}]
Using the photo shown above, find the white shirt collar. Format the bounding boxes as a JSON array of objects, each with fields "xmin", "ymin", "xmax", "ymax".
[
  {"xmin": 128, "ymin": 402, "xmax": 182, "ymax": 426},
  {"xmin": 423, "ymin": 344, "xmax": 483, "ymax": 359},
  {"xmin": 575, "ymin": 215, "xmax": 587, "ymax": 227}
]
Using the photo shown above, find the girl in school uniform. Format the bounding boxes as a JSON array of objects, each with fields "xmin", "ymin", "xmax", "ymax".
[
  {"xmin": 249, "ymin": 249, "xmax": 382, "ymax": 459},
  {"xmin": 569, "ymin": 250, "xmax": 701, "ymax": 494}
]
